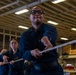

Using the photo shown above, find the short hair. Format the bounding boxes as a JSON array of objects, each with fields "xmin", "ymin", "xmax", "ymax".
[
  {"xmin": 10, "ymin": 38, "xmax": 19, "ymax": 43},
  {"xmin": 30, "ymin": 6, "xmax": 42, "ymax": 12}
]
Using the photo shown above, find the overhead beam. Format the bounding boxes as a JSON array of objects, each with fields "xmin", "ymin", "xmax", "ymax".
[
  {"xmin": 0, "ymin": 0, "xmax": 48, "ymax": 17},
  {"xmin": 0, "ymin": 0, "xmax": 20, "ymax": 10}
]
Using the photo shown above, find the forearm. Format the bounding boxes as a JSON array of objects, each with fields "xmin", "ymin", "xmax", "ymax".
[
  {"xmin": 0, "ymin": 54, "xmax": 4, "ymax": 61},
  {"xmin": 22, "ymin": 50, "xmax": 33, "ymax": 61},
  {"xmin": 43, "ymin": 25, "xmax": 58, "ymax": 43}
]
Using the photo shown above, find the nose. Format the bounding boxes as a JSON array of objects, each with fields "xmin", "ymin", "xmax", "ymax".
[
  {"xmin": 35, "ymin": 13, "xmax": 40, "ymax": 16},
  {"xmin": 35, "ymin": 12, "xmax": 39, "ymax": 15},
  {"xmin": 12, "ymin": 43, "xmax": 16, "ymax": 46}
]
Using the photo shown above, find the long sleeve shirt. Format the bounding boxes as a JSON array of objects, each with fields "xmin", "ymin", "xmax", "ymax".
[{"xmin": 20, "ymin": 23, "xmax": 58, "ymax": 63}]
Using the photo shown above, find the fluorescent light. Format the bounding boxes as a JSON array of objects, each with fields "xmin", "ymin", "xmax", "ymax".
[
  {"xmin": 18, "ymin": 25, "xmax": 29, "ymax": 29},
  {"xmin": 15, "ymin": 9, "xmax": 29, "ymax": 15},
  {"xmin": 47, "ymin": 20, "xmax": 58, "ymax": 25},
  {"xmin": 60, "ymin": 37, "xmax": 68, "ymax": 40},
  {"xmin": 52, "ymin": 0, "xmax": 66, "ymax": 4},
  {"xmin": 71, "ymin": 28, "xmax": 76, "ymax": 31}
]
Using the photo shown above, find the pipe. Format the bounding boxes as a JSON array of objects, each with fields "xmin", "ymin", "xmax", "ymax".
[
  {"xmin": 0, "ymin": 0, "xmax": 48, "ymax": 17},
  {"xmin": 0, "ymin": 0, "xmax": 20, "ymax": 10}
]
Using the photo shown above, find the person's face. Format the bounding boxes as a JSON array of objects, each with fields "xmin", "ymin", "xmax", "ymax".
[
  {"xmin": 30, "ymin": 6, "xmax": 44, "ymax": 25},
  {"xmin": 10, "ymin": 40, "xmax": 18, "ymax": 50}
]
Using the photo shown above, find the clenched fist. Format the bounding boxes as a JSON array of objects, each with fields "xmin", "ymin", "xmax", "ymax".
[{"xmin": 31, "ymin": 49, "xmax": 42, "ymax": 58}]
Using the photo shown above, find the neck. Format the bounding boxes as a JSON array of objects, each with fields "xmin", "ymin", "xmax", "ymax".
[
  {"xmin": 12, "ymin": 49, "xmax": 17, "ymax": 54},
  {"xmin": 32, "ymin": 23, "xmax": 40, "ymax": 31},
  {"xmin": 32, "ymin": 22, "xmax": 42, "ymax": 31}
]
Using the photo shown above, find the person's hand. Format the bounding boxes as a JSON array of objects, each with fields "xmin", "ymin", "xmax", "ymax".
[
  {"xmin": 3, "ymin": 55, "xmax": 9, "ymax": 62},
  {"xmin": 41, "ymin": 36, "xmax": 53, "ymax": 49},
  {"xmin": 31, "ymin": 49, "xmax": 42, "ymax": 58},
  {"xmin": 10, "ymin": 60, "xmax": 14, "ymax": 64},
  {"xmin": 0, "ymin": 62, "xmax": 3, "ymax": 66},
  {"xmin": 0, "ymin": 61, "xmax": 8, "ymax": 66}
]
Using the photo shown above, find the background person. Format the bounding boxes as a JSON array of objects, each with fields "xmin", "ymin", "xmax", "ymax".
[
  {"xmin": 2, "ymin": 39, "xmax": 24, "ymax": 75},
  {"xmin": 0, "ymin": 49, "xmax": 8, "ymax": 75}
]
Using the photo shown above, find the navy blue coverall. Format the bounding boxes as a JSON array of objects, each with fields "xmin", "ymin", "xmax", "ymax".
[
  {"xmin": 3, "ymin": 50, "xmax": 24, "ymax": 75},
  {"xmin": 0, "ymin": 55, "xmax": 8, "ymax": 75},
  {"xmin": 20, "ymin": 23, "xmax": 64, "ymax": 75}
]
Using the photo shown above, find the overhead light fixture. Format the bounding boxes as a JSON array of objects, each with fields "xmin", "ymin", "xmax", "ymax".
[
  {"xmin": 52, "ymin": 0, "xmax": 66, "ymax": 4},
  {"xmin": 18, "ymin": 25, "xmax": 29, "ymax": 29},
  {"xmin": 60, "ymin": 37, "xmax": 68, "ymax": 40},
  {"xmin": 47, "ymin": 20, "xmax": 58, "ymax": 25},
  {"xmin": 15, "ymin": 9, "xmax": 29, "ymax": 15},
  {"xmin": 71, "ymin": 28, "xmax": 76, "ymax": 31}
]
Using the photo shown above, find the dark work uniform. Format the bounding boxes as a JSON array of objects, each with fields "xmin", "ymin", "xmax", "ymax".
[
  {"xmin": 20, "ymin": 23, "xmax": 64, "ymax": 75},
  {"xmin": 0, "ymin": 55, "xmax": 8, "ymax": 75},
  {"xmin": 24, "ymin": 62, "xmax": 33, "ymax": 75},
  {"xmin": 3, "ymin": 50, "xmax": 24, "ymax": 75}
]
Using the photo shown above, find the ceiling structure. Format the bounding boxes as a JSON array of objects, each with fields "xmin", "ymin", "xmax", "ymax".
[{"xmin": 0, "ymin": 0, "xmax": 76, "ymax": 43}]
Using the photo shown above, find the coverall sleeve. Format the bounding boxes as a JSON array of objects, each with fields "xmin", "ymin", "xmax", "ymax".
[
  {"xmin": 20, "ymin": 32, "xmax": 33, "ymax": 61},
  {"xmin": 43, "ymin": 25, "xmax": 58, "ymax": 45}
]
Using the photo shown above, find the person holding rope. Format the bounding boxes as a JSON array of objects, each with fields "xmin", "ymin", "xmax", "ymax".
[
  {"xmin": 0, "ymin": 49, "xmax": 8, "ymax": 75},
  {"xmin": 20, "ymin": 6, "xmax": 63, "ymax": 75},
  {"xmin": 2, "ymin": 39, "xmax": 24, "ymax": 75}
]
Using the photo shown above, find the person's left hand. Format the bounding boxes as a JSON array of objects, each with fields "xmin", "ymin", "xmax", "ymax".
[{"xmin": 41, "ymin": 36, "xmax": 53, "ymax": 50}]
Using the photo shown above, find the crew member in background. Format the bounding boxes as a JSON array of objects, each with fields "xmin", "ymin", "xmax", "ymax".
[
  {"xmin": 2, "ymin": 39, "xmax": 24, "ymax": 75},
  {"xmin": 0, "ymin": 49, "xmax": 8, "ymax": 75}
]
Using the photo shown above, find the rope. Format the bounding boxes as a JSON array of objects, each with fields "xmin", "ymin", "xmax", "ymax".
[{"xmin": 40, "ymin": 40, "xmax": 76, "ymax": 54}]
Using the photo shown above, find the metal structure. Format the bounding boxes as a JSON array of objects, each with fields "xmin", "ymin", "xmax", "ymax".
[{"xmin": 0, "ymin": 0, "xmax": 76, "ymax": 42}]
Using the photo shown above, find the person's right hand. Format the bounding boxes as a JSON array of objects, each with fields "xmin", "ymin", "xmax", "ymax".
[
  {"xmin": 0, "ymin": 62, "xmax": 3, "ymax": 66},
  {"xmin": 10, "ymin": 60, "xmax": 14, "ymax": 64},
  {"xmin": 3, "ymin": 55, "xmax": 9, "ymax": 62},
  {"xmin": 0, "ymin": 62, "xmax": 8, "ymax": 65},
  {"xmin": 31, "ymin": 49, "xmax": 42, "ymax": 58}
]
